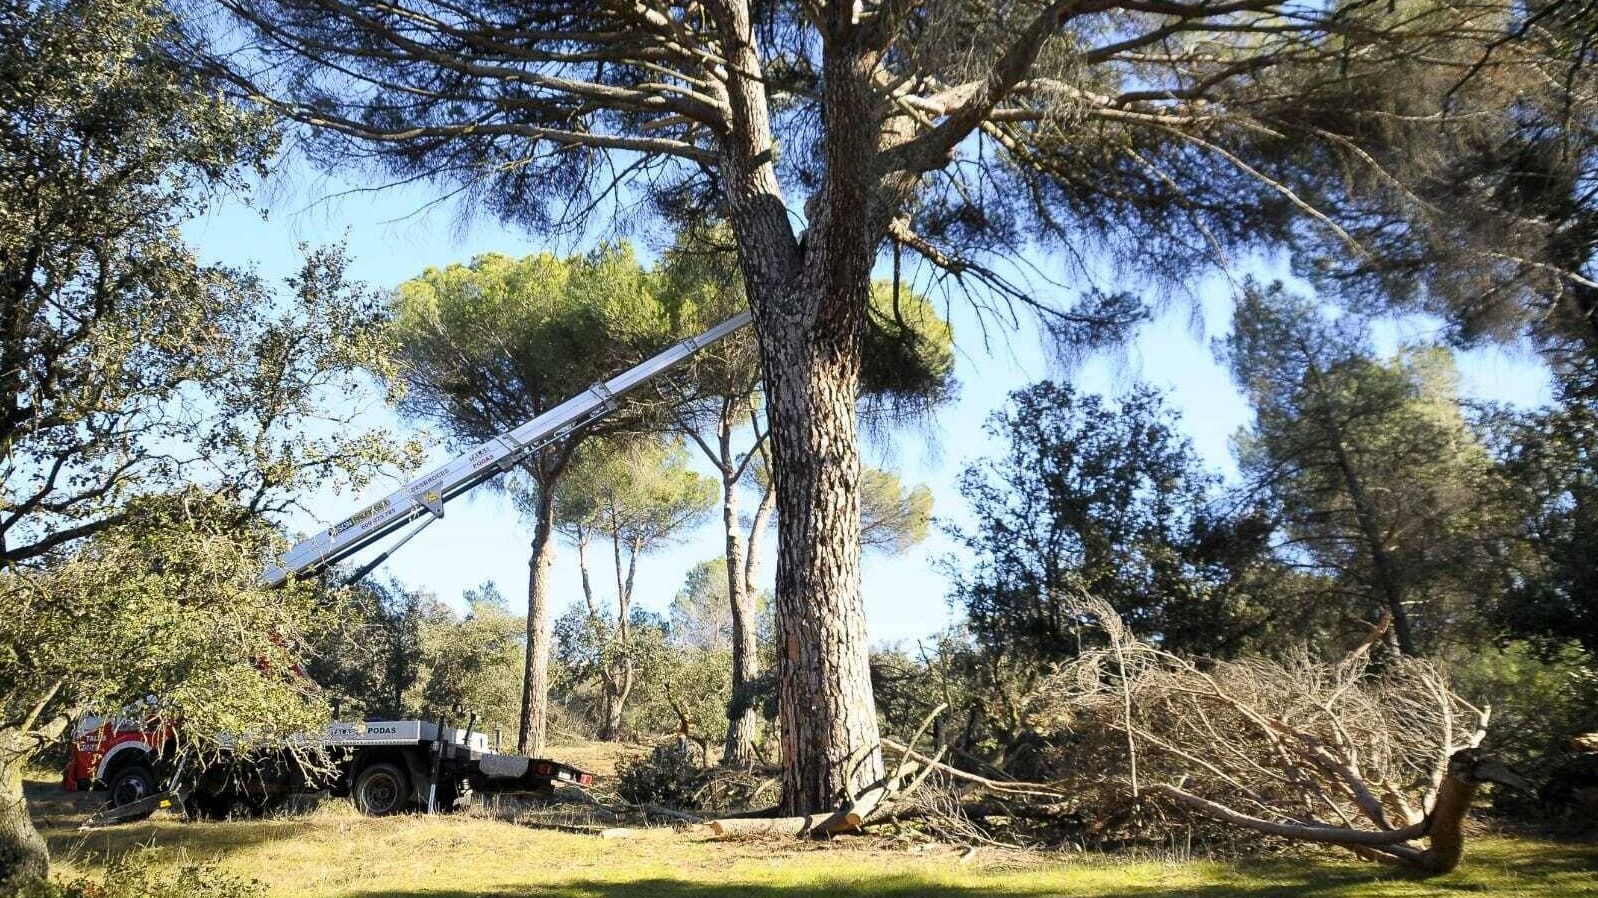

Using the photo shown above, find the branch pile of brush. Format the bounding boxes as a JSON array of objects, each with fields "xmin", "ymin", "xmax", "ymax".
[{"xmin": 675, "ymin": 600, "xmax": 1525, "ymax": 876}]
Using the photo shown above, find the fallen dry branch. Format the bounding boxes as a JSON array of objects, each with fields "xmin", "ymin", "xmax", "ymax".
[
  {"xmin": 698, "ymin": 760, "xmax": 926, "ymax": 839},
  {"xmin": 1036, "ymin": 597, "xmax": 1516, "ymax": 876},
  {"xmin": 635, "ymin": 803, "xmax": 708, "ymax": 825},
  {"xmin": 880, "ymin": 738, "xmax": 1070, "ymax": 801}
]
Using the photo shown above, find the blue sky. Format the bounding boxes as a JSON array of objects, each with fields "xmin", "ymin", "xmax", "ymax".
[{"xmin": 185, "ymin": 170, "xmax": 1553, "ymax": 646}]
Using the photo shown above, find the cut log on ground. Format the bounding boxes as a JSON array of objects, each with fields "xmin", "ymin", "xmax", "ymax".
[
  {"xmin": 699, "ymin": 761, "xmax": 923, "ymax": 839},
  {"xmin": 700, "ymin": 812, "xmax": 858, "ymax": 838}
]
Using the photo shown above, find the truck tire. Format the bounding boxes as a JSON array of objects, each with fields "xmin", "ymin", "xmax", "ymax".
[
  {"xmin": 353, "ymin": 762, "xmax": 410, "ymax": 816},
  {"xmin": 108, "ymin": 763, "xmax": 158, "ymax": 821}
]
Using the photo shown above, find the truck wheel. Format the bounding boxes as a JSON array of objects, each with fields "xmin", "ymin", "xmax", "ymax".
[
  {"xmin": 108, "ymin": 763, "xmax": 158, "ymax": 821},
  {"xmin": 353, "ymin": 763, "xmax": 410, "ymax": 816}
]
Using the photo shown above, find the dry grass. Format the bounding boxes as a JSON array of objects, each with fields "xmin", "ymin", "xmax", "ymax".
[
  {"xmin": 27, "ymin": 773, "xmax": 1598, "ymax": 898},
  {"xmin": 543, "ymin": 738, "xmax": 651, "ymax": 780}
]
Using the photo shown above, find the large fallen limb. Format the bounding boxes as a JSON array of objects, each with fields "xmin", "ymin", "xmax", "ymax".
[
  {"xmin": 701, "ymin": 811, "xmax": 857, "ymax": 838},
  {"xmin": 1150, "ymin": 746, "xmax": 1501, "ymax": 874},
  {"xmin": 700, "ymin": 761, "xmax": 923, "ymax": 838},
  {"xmin": 1146, "ymin": 784, "xmax": 1428, "ymax": 847},
  {"xmin": 880, "ymin": 738, "xmax": 1069, "ymax": 800},
  {"xmin": 1150, "ymin": 713, "xmax": 1498, "ymax": 875}
]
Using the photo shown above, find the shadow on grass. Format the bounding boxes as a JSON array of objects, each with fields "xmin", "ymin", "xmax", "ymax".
[
  {"xmin": 335, "ymin": 872, "xmax": 1371, "ymax": 898},
  {"xmin": 42, "ymin": 815, "xmax": 324, "ymax": 872},
  {"xmin": 31, "ymin": 770, "xmax": 349, "ymax": 871}
]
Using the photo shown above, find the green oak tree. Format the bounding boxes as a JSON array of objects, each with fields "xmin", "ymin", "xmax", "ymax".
[
  {"xmin": 304, "ymin": 577, "xmax": 423, "ymax": 722},
  {"xmin": 950, "ymin": 383, "xmax": 1285, "ymax": 666},
  {"xmin": 945, "ymin": 382, "xmax": 1294, "ymax": 761},
  {"xmin": 2, "ymin": 495, "xmax": 335, "ymax": 887},
  {"xmin": 414, "ymin": 582, "xmax": 525, "ymax": 737},
  {"xmin": 1485, "ymin": 402, "xmax": 1598, "ymax": 658},
  {"xmin": 0, "ymin": 0, "xmax": 402, "ymax": 882}
]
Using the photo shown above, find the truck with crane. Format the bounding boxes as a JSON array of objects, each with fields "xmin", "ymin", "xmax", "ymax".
[{"xmin": 63, "ymin": 312, "xmax": 753, "ymax": 822}]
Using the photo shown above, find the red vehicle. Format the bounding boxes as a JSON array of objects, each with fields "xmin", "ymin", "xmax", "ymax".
[{"xmin": 63, "ymin": 711, "xmax": 170, "ymax": 816}]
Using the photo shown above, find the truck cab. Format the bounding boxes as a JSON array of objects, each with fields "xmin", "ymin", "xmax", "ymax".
[{"xmin": 63, "ymin": 713, "xmax": 169, "ymax": 815}]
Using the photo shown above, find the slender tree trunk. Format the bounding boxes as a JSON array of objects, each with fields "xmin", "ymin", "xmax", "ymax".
[
  {"xmin": 599, "ymin": 679, "xmax": 621, "ymax": 742},
  {"xmin": 576, "ymin": 531, "xmax": 598, "ymax": 617},
  {"xmin": 744, "ymin": 465, "xmax": 776, "ymax": 591},
  {"xmin": 608, "ymin": 671, "xmax": 632, "ymax": 741},
  {"xmin": 1300, "ymin": 348, "xmax": 1421, "ymax": 656},
  {"xmin": 596, "ymin": 534, "xmax": 640, "ymax": 742},
  {"xmin": 721, "ymin": 424, "xmax": 760, "ymax": 766},
  {"xmin": 1329, "ymin": 435, "xmax": 1420, "ymax": 655},
  {"xmin": 578, "ymin": 529, "xmax": 625, "ymax": 742},
  {"xmin": 0, "ymin": 736, "xmax": 47, "ymax": 889},
  {"xmin": 517, "ymin": 486, "xmax": 558, "ymax": 756}
]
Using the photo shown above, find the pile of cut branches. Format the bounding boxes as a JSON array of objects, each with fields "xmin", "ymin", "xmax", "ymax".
[
  {"xmin": 643, "ymin": 600, "xmax": 1515, "ymax": 877},
  {"xmin": 1027, "ymin": 599, "xmax": 1525, "ymax": 874}
]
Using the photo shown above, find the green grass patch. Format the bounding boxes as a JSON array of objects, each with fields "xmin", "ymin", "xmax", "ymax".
[{"xmin": 38, "ymin": 804, "xmax": 1598, "ymax": 898}]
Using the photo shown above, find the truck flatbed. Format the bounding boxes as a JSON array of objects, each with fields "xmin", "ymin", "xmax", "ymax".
[{"xmin": 77, "ymin": 717, "xmax": 592, "ymax": 823}]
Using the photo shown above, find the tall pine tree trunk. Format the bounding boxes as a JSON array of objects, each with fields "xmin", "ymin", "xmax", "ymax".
[
  {"xmin": 0, "ymin": 735, "xmax": 47, "ymax": 888},
  {"xmin": 1325, "ymin": 424, "xmax": 1420, "ymax": 655},
  {"xmin": 751, "ymin": 235, "xmax": 883, "ymax": 809},
  {"xmin": 758, "ymin": 291, "xmax": 882, "ymax": 812},
  {"xmin": 517, "ymin": 486, "xmax": 558, "ymax": 756},
  {"xmin": 713, "ymin": 1, "xmax": 884, "ymax": 813}
]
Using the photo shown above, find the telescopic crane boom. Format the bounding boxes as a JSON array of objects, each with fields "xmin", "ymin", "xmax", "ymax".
[{"xmin": 260, "ymin": 311, "xmax": 753, "ymax": 587}]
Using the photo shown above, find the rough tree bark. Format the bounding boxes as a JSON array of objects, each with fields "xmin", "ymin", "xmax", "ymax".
[
  {"xmin": 0, "ymin": 736, "xmax": 48, "ymax": 889},
  {"xmin": 711, "ymin": 2, "xmax": 890, "ymax": 812},
  {"xmin": 748, "ymin": 241, "xmax": 881, "ymax": 813}
]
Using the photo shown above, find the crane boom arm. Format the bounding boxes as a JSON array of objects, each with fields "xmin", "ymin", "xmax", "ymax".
[{"xmin": 261, "ymin": 311, "xmax": 753, "ymax": 587}]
